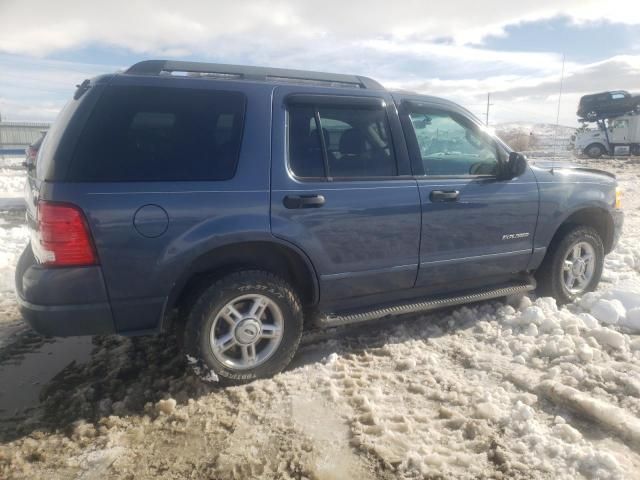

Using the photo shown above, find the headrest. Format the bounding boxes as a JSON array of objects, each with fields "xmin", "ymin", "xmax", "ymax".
[{"xmin": 339, "ymin": 128, "xmax": 366, "ymax": 156}]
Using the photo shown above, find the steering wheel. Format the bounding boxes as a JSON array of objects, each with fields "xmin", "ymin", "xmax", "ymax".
[{"xmin": 469, "ymin": 161, "xmax": 496, "ymax": 175}]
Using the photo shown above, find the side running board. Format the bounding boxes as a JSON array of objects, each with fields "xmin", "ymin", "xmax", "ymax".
[{"xmin": 315, "ymin": 282, "xmax": 535, "ymax": 328}]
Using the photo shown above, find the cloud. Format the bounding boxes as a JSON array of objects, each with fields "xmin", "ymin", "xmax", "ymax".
[
  {"xmin": 1, "ymin": 51, "xmax": 639, "ymax": 125},
  {"xmin": 0, "ymin": 56, "xmax": 119, "ymax": 121},
  {"xmin": 396, "ymin": 56, "xmax": 640, "ymax": 125},
  {"xmin": 1, "ymin": 1, "xmax": 639, "ymax": 125},
  {"xmin": 0, "ymin": 97, "xmax": 62, "ymax": 122},
  {"xmin": 2, "ymin": 0, "xmax": 640, "ymax": 57}
]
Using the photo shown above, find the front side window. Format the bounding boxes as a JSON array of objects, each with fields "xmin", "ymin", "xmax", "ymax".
[
  {"xmin": 69, "ymin": 86, "xmax": 246, "ymax": 182},
  {"xmin": 408, "ymin": 111, "xmax": 499, "ymax": 176},
  {"xmin": 288, "ymin": 101, "xmax": 397, "ymax": 179}
]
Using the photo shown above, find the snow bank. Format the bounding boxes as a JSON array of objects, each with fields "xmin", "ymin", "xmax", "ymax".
[
  {"xmin": 2, "ymin": 157, "xmax": 640, "ymax": 479},
  {"xmin": 298, "ymin": 288, "xmax": 639, "ymax": 478},
  {"xmin": 580, "ymin": 285, "xmax": 640, "ymax": 333},
  {"xmin": 0, "ymin": 216, "xmax": 28, "ymax": 325},
  {"xmin": 538, "ymin": 381, "xmax": 640, "ymax": 449},
  {"xmin": 0, "ymin": 156, "xmax": 26, "ymax": 199}
]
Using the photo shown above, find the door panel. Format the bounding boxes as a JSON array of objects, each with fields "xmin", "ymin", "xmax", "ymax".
[
  {"xmin": 395, "ymin": 94, "xmax": 539, "ymax": 290},
  {"xmin": 272, "ymin": 181, "xmax": 421, "ymax": 300},
  {"xmin": 270, "ymin": 86, "xmax": 421, "ymax": 305},
  {"xmin": 415, "ymin": 169, "xmax": 539, "ymax": 288}
]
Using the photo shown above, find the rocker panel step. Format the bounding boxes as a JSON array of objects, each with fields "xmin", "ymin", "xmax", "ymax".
[{"xmin": 315, "ymin": 282, "xmax": 535, "ymax": 328}]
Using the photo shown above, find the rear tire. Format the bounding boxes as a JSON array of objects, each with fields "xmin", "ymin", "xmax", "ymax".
[
  {"xmin": 535, "ymin": 226, "xmax": 604, "ymax": 305},
  {"xmin": 584, "ymin": 143, "xmax": 606, "ymax": 159},
  {"xmin": 183, "ymin": 270, "xmax": 303, "ymax": 385}
]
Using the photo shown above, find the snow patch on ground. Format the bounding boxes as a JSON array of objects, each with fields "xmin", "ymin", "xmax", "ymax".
[
  {"xmin": 1, "ymin": 157, "xmax": 640, "ymax": 478},
  {"xmin": 0, "ymin": 156, "xmax": 26, "ymax": 199},
  {"xmin": 0, "ymin": 213, "xmax": 28, "ymax": 336}
]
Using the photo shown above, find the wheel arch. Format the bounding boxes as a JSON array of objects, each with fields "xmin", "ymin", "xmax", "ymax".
[
  {"xmin": 162, "ymin": 239, "xmax": 320, "ymax": 332},
  {"xmin": 548, "ymin": 206, "xmax": 614, "ymax": 254}
]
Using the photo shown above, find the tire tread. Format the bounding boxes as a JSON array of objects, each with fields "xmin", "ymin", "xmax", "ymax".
[{"xmin": 183, "ymin": 270, "xmax": 303, "ymax": 386}]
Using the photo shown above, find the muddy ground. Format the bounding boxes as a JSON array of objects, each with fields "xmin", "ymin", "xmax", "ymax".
[{"xmin": 1, "ymin": 158, "xmax": 640, "ymax": 479}]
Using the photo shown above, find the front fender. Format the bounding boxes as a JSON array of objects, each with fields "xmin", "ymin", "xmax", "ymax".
[{"xmin": 529, "ymin": 166, "xmax": 617, "ymax": 266}]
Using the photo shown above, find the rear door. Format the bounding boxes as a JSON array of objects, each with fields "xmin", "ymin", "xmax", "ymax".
[
  {"xmin": 396, "ymin": 96, "xmax": 539, "ymax": 291},
  {"xmin": 270, "ymin": 87, "xmax": 421, "ymax": 305}
]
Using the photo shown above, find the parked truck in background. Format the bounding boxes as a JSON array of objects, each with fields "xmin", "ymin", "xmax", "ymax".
[
  {"xmin": 571, "ymin": 89, "xmax": 640, "ymax": 159},
  {"xmin": 571, "ymin": 114, "xmax": 640, "ymax": 158}
]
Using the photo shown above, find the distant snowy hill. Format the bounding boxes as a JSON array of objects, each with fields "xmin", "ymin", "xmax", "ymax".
[{"xmin": 494, "ymin": 122, "xmax": 576, "ymax": 158}]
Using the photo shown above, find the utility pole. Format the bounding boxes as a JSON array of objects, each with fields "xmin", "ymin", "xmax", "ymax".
[
  {"xmin": 485, "ymin": 93, "xmax": 493, "ymax": 126},
  {"xmin": 0, "ymin": 111, "xmax": 3, "ymax": 161},
  {"xmin": 552, "ymin": 53, "xmax": 566, "ymax": 167}
]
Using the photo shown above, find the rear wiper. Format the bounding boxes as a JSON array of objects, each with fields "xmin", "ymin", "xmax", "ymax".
[{"xmin": 74, "ymin": 79, "xmax": 91, "ymax": 100}]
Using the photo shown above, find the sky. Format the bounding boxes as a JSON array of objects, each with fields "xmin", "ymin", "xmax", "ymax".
[{"xmin": 0, "ymin": 0, "xmax": 639, "ymax": 126}]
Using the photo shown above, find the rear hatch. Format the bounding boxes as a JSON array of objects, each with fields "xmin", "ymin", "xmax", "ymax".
[{"xmin": 25, "ymin": 78, "xmax": 106, "ymax": 247}]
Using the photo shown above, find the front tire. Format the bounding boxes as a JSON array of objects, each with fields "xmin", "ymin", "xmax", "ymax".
[
  {"xmin": 535, "ymin": 226, "xmax": 604, "ymax": 304},
  {"xmin": 584, "ymin": 143, "xmax": 606, "ymax": 159},
  {"xmin": 183, "ymin": 270, "xmax": 303, "ymax": 385}
]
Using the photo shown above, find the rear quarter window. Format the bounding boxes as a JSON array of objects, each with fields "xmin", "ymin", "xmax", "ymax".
[
  {"xmin": 67, "ymin": 86, "xmax": 246, "ymax": 182},
  {"xmin": 36, "ymin": 99, "xmax": 79, "ymax": 180}
]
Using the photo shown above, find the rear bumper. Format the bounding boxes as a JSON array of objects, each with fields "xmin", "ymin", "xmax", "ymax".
[
  {"xmin": 17, "ymin": 296, "xmax": 115, "ymax": 336},
  {"xmin": 15, "ymin": 244, "xmax": 116, "ymax": 336}
]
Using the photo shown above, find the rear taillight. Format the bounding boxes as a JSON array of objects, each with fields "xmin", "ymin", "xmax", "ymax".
[{"xmin": 34, "ymin": 202, "xmax": 98, "ymax": 266}]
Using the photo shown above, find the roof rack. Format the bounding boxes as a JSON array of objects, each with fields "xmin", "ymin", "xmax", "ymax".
[{"xmin": 125, "ymin": 60, "xmax": 384, "ymax": 90}]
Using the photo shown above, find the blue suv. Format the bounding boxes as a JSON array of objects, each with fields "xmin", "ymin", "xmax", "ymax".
[{"xmin": 16, "ymin": 60, "xmax": 623, "ymax": 384}]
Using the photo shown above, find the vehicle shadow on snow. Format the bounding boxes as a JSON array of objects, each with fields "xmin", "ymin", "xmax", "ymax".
[
  {"xmin": 0, "ymin": 333, "xmax": 215, "ymax": 444},
  {"xmin": 0, "ymin": 301, "xmax": 484, "ymax": 445}
]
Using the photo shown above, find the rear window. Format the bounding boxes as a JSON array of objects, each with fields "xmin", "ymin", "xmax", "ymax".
[{"xmin": 68, "ymin": 86, "xmax": 246, "ymax": 182}]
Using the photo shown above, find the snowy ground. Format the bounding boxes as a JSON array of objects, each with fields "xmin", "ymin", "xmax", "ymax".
[
  {"xmin": 1, "ymin": 157, "xmax": 640, "ymax": 479},
  {"xmin": 0, "ymin": 156, "xmax": 29, "ymax": 347}
]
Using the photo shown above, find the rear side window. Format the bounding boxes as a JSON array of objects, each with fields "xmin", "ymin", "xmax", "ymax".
[
  {"xmin": 68, "ymin": 86, "xmax": 246, "ymax": 182},
  {"xmin": 288, "ymin": 100, "xmax": 397, "ymax": 179},
  {"xmin": 36, "ymin": 99, "xmax": 79, "ymax": 180}
]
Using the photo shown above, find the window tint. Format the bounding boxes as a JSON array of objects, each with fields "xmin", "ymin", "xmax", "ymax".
[
  {"xmin": 288, "ymin": 101, "xmax": 397, "ymax": 179},
  {"xmin": 319, "ymin": 107, "xmax": 396, "ymax": 177},
  {"xmin": 408, "ymin": 111, "xmax": 499, "ymax": 176},
  {"xmin": 68, "ymin": 86, "xmax": 246, "ymax": 182},
  {"xmin": 288, "ymin": 105, "xmax": 325, "ymax": 178},
  {"xmin": 37, "ymin": 99, "xmax": 78, "ymax": 180}
]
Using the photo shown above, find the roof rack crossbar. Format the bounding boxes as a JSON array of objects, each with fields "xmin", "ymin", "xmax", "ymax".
[{"xmin": 125, "ymin": 60, "xmax": 384, "ymax": 90}]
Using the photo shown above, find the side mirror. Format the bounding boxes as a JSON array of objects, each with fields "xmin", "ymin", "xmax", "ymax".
[{"xmin": 506, "ymin": 152, "xmax": 527, "ymax": 179}]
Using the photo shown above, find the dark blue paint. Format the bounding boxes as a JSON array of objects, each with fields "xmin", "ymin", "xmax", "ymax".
[{"xmin": 15, "ymin": 67, "xmax": 623, "ymax": 337}]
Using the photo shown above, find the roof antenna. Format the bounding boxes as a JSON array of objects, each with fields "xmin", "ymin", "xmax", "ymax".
[{"xmin": 551, "ymin": 53, "xmax": 566, "ymax": 173}]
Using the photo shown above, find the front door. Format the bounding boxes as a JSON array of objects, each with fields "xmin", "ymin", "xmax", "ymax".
[
  {"xmin": 397, "ymin": 96, "xmax": 539, "ymax": 291},
  {"xmin": 270, "ymin": 87, "xmax": 421, "ymax": 305}
]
